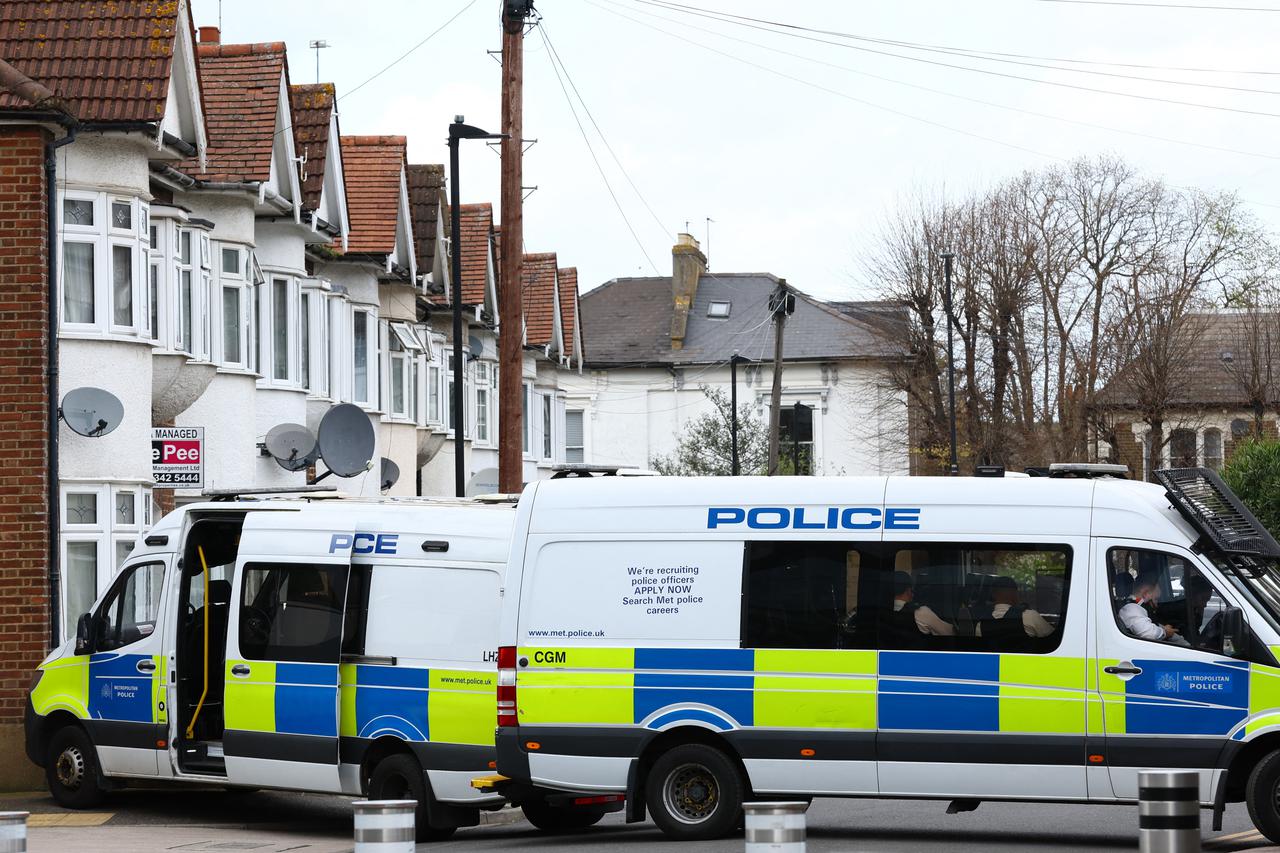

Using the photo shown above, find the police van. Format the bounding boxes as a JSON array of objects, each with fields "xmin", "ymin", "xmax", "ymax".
[
  {"xmin": 25, "ymin": 494, "xmax": 516, "ymax": 841},
  {"xmin": 489, "ymin": 466, "xmax": 1280, "ymax": 841}
]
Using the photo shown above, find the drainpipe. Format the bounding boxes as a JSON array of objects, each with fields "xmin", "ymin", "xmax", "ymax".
[{"xmin": 45, "ymin": 121, "xmax": 77, "ymax": 647}]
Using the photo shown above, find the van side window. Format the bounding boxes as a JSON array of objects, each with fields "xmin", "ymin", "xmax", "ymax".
[
  {"xmin": 96, "ymin": 561, "xmax": 164, "ymax": 651},
  {"xmin": 342, "ymin": 565, "xmax": 371, "ymax": 657},
  {"xmin": 239, "ymin": 563, "xmax": 346, "ymax": 663},
  {"xmin": 744, "ymin": 542, "xmax": 876, "ymax": 650},
  {"xmin": 880, "ymin": 544, "xmax": 1070, "ymax": 653},
  {"xmin": 1107, "ymin": 548, "xmax": 1243, "ymax": 657}
]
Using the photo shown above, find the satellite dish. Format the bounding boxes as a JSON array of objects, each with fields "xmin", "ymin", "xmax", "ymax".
[
  {"xmin": 467, "ymin": 334, "xmax": 485, "ymax": 360},
  {"xmin": 380, "ymin": 457, "xmax": 400, "ymax": 491},
  {"xmin": 264, "ymin": 423, "xmax": 318, "ymax": 472},
  {"xmin": 315, "ymin": 403, "xmax": 375, "ymax": 478},
  {"xmin": 60, "ymin": 387, "xmax": 124, "ymax": 437}
]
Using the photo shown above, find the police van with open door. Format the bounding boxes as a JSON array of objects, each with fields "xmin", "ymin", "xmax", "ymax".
[
  {"xmin": 25, "ymin": 494, "xmax": 515, "ymax": 842},
  {"xmin": 487, "ymin": 466, "xmax": 1280, "ymax": 842}
]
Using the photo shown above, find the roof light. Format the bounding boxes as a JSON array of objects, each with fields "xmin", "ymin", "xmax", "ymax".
[{"xmin": 707, "ymin": 301, "xmax": 731, "ymax": 318}]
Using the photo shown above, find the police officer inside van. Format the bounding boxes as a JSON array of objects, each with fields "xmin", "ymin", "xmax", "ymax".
[
  {"xmin": 1119, "ymin": 570, "xmax": 1188, "ymax": 646},
  {"xmin": 889, "ymin": 570, "xmax": 955, "ymax": 639},
  {"xmin": 979, "ymin": 576, "xmax": 1054, "ymax": 639}
]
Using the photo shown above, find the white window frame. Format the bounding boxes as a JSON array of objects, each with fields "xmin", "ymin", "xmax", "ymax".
[
  {"xmin": 540, "ymin": 391, "xmax": 554, "ymax": 461},
  {"xmin": 259, "ymin": 273, "xmax": 300, "ymax": 388},
  {"xmin": 57, "ymin": 191, "xmax": 150, "ymax": 339},
  {"xmin": 565, "ymin": 407, "xmax": 586, "ymax": 464},
  {"xmin": 351, "ymin": 306, "xmax": 378, "ymax": 408}
]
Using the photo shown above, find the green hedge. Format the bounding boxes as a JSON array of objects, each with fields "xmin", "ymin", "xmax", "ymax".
[{"xmin": 1222, "ymin": 439, "xmax": 1280, "ymax": 539}]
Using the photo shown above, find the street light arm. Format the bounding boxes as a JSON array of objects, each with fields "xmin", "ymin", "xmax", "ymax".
[{"xmin": 450, "ymin": 123, "xmax": 509, "ymax": 141}]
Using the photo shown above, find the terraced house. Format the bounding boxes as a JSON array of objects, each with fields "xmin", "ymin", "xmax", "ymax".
[{"xmin": 0, "ymin": 0, "xmax": 585, "ymax": 787}]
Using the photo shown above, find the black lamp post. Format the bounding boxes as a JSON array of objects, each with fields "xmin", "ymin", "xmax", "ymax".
[
  {"xmin": 940, "ymin": 250, "xmax": 958, "ymax": 476},
  {"xmin": 448, "ymin": 116, "xmax": 507, "ymax": 497}
]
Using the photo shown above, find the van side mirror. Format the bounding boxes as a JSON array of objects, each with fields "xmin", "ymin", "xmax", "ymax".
[
  {"xmin": 74, "ymin": 613, "xmax": 93, "ymax": 656},
  {"xmin": 1222, "ymin": 606, "xmax": 1245, "ymax": 658}
]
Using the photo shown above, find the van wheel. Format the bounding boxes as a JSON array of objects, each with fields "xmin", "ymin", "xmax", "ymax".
[
  {"xmin": 645, "ymin": 743, "xmax": 744, "ymax": 841},
  {"xmin": 367, "ymin": 753, "xmax": 457, "ymax": 843},
  {"xmin": 522, "ymin": 801, "xmax": 606, "ymax": 832},
  {"xmin": 1248, "ymin": 749, "xmax": 1280, "ymax": 843},
  {"xmin": 46, "ymin": 726, "xmax": 105, "ymax": 809}
]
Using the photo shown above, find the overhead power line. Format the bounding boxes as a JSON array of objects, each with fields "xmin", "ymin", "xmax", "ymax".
[
  {"xmin": 622, "ymin": 0, "xmax": 1280, "ymax": 119},
  {"xmin": 586, "ymin": 0, "xmax": 1060, "ymax": 160},
  {"xmin": 538, "ymin": 24, "xmax": 671, "ymax": 240},
  {"xmin": 605, "ymin": 0, "xmax": 1280, "ymax": 162},
  {"xmin": 632, "ymin": 0, "xmax": 1280, "ymax": 94},
  {"xmin": 1038, "ymin": 0, "xmax": 1280, "ymax": 10},
  {"xmin": 538, "ymin": 24, "xmax": 662, "ymax": 274}
]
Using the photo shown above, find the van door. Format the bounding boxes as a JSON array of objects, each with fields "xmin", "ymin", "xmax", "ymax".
[
  {"xmin": 85, "ymin": 558, "xmax": 169, "ymax": 777},
  {"xmin": 1092, "ymin": 538, "xmax": 1250, "ymax": 801},
  {"xmin": 223, "ymin": 513, "xmax": 351, "ymax": 792}
]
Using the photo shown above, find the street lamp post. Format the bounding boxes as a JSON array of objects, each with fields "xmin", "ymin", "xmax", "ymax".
[
  {"xmin": 448, "ymin": 116, "xmax": 507, "ymax": 497},
  {"xmin": 941, "ymin": 251, "xmax": 958, "ymax": 476}
]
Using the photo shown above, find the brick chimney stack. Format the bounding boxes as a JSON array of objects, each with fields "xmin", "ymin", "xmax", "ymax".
[
  {"xmin": 670, "ymin": 233, "xmax": 706, "ymax": 351},
  {"xmin": 197, "ymin": 26, "xmax": 220, "ymax": 45}
]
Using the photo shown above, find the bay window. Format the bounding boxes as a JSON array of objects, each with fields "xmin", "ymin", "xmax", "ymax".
[
  {"xmin": 58, "ymin": 192, "xmax": 149, "ymax": 336},
  {"xmin": 216, "ymin": 243, "xmax": 249, "ymax": 369},
  {"xmin": 428, "ymin": 364, "xmax": 441, "ymax": 425},
  {"xmin": 58, "ymin": 482, "xmax": 152, "ymax": 643},
  {"xmin": 386, "ymin": 322, "xmax": 424, "ymax": 420},
  {"xmin": 351, "ymin": 307, "xmax": 378, "ymax": 407},
  {"xmin": 301, "ymin": 282, "xmax": 331, "ymax": 397},
  {"xmin": 474, "ymin": 361, "xmax": 494, "ymax": 446},
  {"xmin": 541, "ymin": 392, "xmax": 553, "ymax": 460},
  {"xmin": 272, "ymin": 278, "xmax": 289, "ymax": 381},
  {"xmin": 257, "ymin": 273, "xmax": 301, "ymax": 386}
]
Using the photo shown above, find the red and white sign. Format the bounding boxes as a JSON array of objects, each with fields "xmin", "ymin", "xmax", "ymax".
[{"xmin": 152, "ymin": 426, "xmax": 204, "ymax": 489}]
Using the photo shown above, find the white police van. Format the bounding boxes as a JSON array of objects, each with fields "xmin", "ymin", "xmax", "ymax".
[
  {"xmin": 489, "ymin": 466, "xmax": 1280, "ymax": 841},
  {"xmin": 26, "ymin": 493, "xmax": 517, "ymax": 841}
]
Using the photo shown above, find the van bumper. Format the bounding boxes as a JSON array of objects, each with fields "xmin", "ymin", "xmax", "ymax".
[
  {"xmin": 495, "ymin": 727, "xmax": 530, "ymax": 783},
  {"xmin": 24, "ymin": 696, "xmax": 43, "ymax": 767}
]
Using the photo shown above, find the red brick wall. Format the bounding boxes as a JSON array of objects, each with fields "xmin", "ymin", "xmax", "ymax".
[{"xmin": 0, "ymin": 128, "xmax": 51, "ymax": 738}]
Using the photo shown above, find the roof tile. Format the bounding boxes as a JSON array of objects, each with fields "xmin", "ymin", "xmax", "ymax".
[
  {"xmin": 176, "ymin": 42, "xmax": 286, "ymax": 182},
  {"xmin": 289, "ymin": 82, "xmax": 334, "ymax": 212},
  {"xmin": 522, "ymin": 252, "xmax": 558, "ymax": 348},
  {"xmin": 339, "ymin": 135, "xmax": 406, "ymax": 256},
  {"xmin": 558, "ymin": 267, "xmax": 580, "ymax": 359},
  {"xmin": 0, "ymin": 0, "xmax": 190, "ymax": 122}
]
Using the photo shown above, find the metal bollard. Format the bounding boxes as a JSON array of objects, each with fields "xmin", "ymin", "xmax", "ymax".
[
  {"xmin": 353, "ymin": 799, "xmax": 416, "ymax": 853},
  {"xmin": 744, "ymin": 801, "xmax": 807, "ymax": 853},
  {"xmin": 0, "ymin": 812, "xmax": 28, "ymax": 853},
  {"xmin": 1138, "ymin": 770, "xmax": 1200, "ymax": 853}
]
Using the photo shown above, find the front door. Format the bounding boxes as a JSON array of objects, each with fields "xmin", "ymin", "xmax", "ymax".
[
  {"xmin": 1092, "ymin": 539, "xmax": 1250, "ymax": 801},
  {"xmin": 223, "ymin": 514, "xmax": 351, "ymax": 792},
  {"xmin": 86, "ymin": 559, "xmax": 169, "ymax": 776}
]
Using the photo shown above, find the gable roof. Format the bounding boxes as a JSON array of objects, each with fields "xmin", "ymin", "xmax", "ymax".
[
  {"xmin": 457, "ymin": 204, "xmax": 493, "ymax": 306},
  {"xmin": 579, "ymin": 273, "xmax": 911, "ymax": 367},
  {"xmin": 522, "ymin": 253, "xmax": 559, "ymax": 348},
  {"xmin": 558, "ymin": 267, "xmax": 580, "ymax": 360},
  {"xmin": 289, "ymin": 83, "xmax": 334, "ymax": 212},
  {"xmin": 407, "ymin": 164, "xmax": 445, "ymax": 272},
  {"xmin": 0, "ymin": 0, "xmax": 196, "ymax": 122},
  {"xmin": 340, "ymin": 135, "xmax": 407, "ymax": 256},
  {"xmin": 179, "ymin": 42, "xmax": 286, "ymax": 182},
  {"xmin": 1097, "ymin": 311, "xmax": 1280, "ymax": 409}
]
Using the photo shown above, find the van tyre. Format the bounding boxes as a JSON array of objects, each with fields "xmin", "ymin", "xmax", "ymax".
[
  {"xmin": 46, "ymin": 726, "xmax": 105, "ymax": 809},
  {"xmin": 645, "ymin": 743, "xmax": 744, "ymax": 841},
  {"xmin": 367, "ymin": 753, "xmax": 457, "ymax": 843},
  {"xmin": 522, "ymin": 801, "xmax": 606, "ymax": 832},
  {"xmin": 1248, "ymin": 749, "xmax": 1280, "ymax": 843}
]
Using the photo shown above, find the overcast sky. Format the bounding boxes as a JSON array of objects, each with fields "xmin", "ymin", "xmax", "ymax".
[{"xmin": 192, "ymin": 0, "xmax": 1280, "ymax": 301}]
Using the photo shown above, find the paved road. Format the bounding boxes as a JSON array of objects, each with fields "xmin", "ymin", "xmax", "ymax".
[{"xmin": 1, "ymin": 788, "xmax": 1277, "ymax": 851}]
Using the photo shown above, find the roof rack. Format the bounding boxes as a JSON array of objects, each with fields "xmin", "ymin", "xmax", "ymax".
[
  {"xmin": 549, "ymin": 464, "xmax": 639, "ymax": 479},
  {"xmin": 1027, "ymin": 463, "xmax": 1129, "ymax": 479},
  {"xmin": 1155, "ymin": 467, "xmax": 1280, "ymax": 560},
  {"xmin": 203, "ymin": 485, "xmax": 342, "ymax": 502}
]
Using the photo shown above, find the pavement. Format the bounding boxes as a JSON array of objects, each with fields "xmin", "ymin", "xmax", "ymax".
[{"xmin": 2, "ymin": 788, "xmax": 1280, "ymax": 852}]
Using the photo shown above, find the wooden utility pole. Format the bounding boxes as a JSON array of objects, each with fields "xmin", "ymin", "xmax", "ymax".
[
  {"xmin": 766, "ymin": 280, "xmax": 790, "ymax": 476},
  {"xmin": 498, "ymin": 1, "xmax": 531, "ymax": 493}
]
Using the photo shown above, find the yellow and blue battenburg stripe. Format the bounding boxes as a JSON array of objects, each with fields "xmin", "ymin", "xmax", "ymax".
[{"xmin": 515, "ymin": 647, "xmax": 1280, "ymax": 744}]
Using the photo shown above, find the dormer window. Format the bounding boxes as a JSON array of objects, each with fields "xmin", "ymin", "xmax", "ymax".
[{"xmin": 708, "ymin": 300, "xmax": 731, "ymax": 319}]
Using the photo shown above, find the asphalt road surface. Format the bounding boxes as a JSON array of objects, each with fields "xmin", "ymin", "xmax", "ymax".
[{"xmin": 2, "ymin": 788, "xmax": 1278, "ymax": 852}]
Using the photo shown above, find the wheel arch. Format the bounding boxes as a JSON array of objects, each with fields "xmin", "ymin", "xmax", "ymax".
[
  {"xmin": 629, "ymin": 725, "xmax": 753, "ymax": 820},
  {"xmin": 359, "ymin": 735, "xmax": 419, "ymax": 794},
  {"xmin": 1228, "ymin": 732, "xmax": 1280, "ymax": 801}
]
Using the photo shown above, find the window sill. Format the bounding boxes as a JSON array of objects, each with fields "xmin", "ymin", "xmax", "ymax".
[
  {"xmin": 60, "ymin": 330, "xmax": 158, "ymax": 347},
  {"xmin": 215, "ymin": 365, "xmax": 260, "ymax": 379},
  {"xmin": 381, "ymin": 414, "xmax": 417, "ymax": 426},
  {"xmin": 255, "ymin": 380, "xmax": 308, "ymax": 394}
]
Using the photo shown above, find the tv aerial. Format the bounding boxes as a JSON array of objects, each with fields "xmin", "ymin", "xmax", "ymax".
[
  {"xmin": 60, "ymin": 387, "xmax": 124, "ymax": 437},
  {"xmin": 312, "ymin": 403, "xmax": 375, "ymax": 482},
  {"xmin": 380, "ymin": 457, "xmax": 400, "ymax": 491},
  {"xmin": 263, "ymin": 423, "xmax": 318, "ymax": 472}
]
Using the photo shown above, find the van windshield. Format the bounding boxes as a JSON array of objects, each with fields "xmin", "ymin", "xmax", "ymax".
[{"xmin": 1214, "ymin": 555, "xmax": 1280, "ymax": 634}]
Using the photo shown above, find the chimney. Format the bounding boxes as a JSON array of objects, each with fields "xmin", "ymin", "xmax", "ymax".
[
  {"xmin": 670, "ymin": 233, "xmax": 706, "ymax": 351},
  {"xmin": 198, "ymin": 26, "xmax": 221, "ymax": 45}
]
